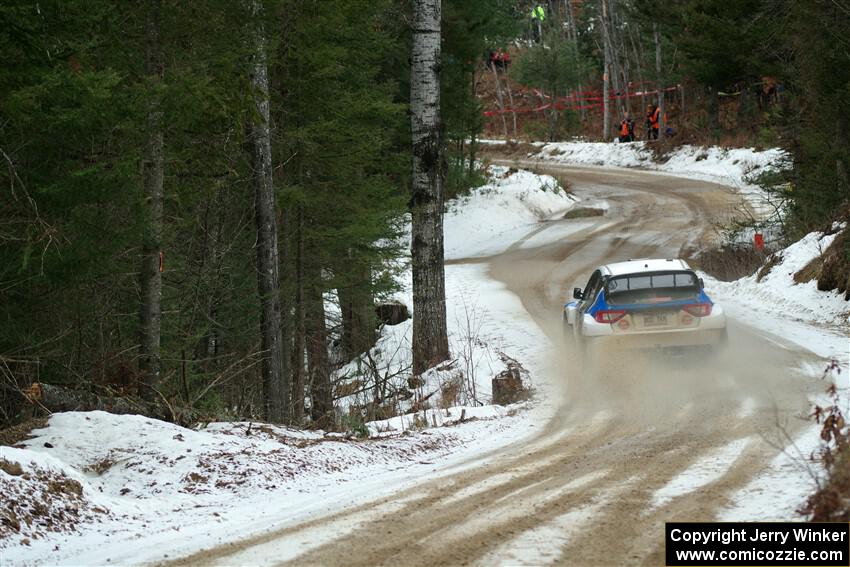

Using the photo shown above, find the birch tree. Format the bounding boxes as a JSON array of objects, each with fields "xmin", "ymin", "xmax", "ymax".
[
  {"xmin": 653, "ymin": 22, "xmax": 665, "ymax": 139},
  {"xmin": 249, "ymin": 0, "xmax": 287, "ymax": 422},
  {"xmin": 139, "ymin": 0, "xmax": 164, "ymax": 401},
  {"xmin": 601, "ymin": 0, "xmax": 624, "ymax": 118},
  {"xmin": 410, "ymin": 0, "xmax": 450, "ymax": 375},
  {"xmin": 600, "ymin": 0, "xmax": 612, "ymax": 139}
]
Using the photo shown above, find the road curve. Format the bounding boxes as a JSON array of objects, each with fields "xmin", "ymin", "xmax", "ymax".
[{"xmin": 167, "ymin": 162, "xmax": 823, "ymax": 567}]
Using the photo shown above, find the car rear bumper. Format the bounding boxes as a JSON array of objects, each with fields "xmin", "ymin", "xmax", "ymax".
[
  {"xmin": 581, "ymin": 304, "xmax": 726, "ymax": 337},
  {"xmin": 586, "ymin": 328, "xmax": 726, "ymax": 351}
]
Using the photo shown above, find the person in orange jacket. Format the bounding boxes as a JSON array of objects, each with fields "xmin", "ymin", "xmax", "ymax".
[
  {"xmin": 646, "ymin": 104, "xmax": 661, "ymax": 140},
  {"xmin": 619, "ymin": 111, "xmax": 635, "ymax": 143}
]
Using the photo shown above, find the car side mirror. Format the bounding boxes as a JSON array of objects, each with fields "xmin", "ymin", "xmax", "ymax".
[{"xmin": 573, "ymin": 287, "xmax": 584, "ymax": 300}]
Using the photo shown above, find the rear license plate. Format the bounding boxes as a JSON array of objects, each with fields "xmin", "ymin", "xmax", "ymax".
[{"xmin": 643, "ymin": 313, "xmax": 668, "ymax": 327}]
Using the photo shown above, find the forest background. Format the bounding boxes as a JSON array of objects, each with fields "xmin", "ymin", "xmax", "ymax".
[{"xmin": 1, "ymin": 0, "xmax": 847, "ymax": 428}]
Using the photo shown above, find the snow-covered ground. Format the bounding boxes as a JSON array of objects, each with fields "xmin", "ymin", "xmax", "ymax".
[
  {"xmin": 0, "ymin": 409, "xmax": 538, "ymax": 565},
  {"xmin": 531, "ymin": 140, "xmax": 787, "ymax": 215},
  {"xmin": 704, "ymin": 226, "xmax": 849, "ymax": 330},
  {"xmin": 3, "ymin": 147, "xmax": 848, "ymax": 563},
  {"xmin": 334, "ymin": 166, "xmax": 575, "ymax": 422},
  {"xmin": 0, "ymin": 166, "xmax": 575, "ymax": 565},
  {"xmin": 445, "ymin": 166, "xmax": 578, "ymax": 259},
  {"xmin": 698, "ymin": 226, "xmax": 849, "ymax": 521}
]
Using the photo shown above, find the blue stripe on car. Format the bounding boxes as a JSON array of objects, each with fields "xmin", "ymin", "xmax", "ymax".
[{"xmin": 588, "ymin": 290, "xmax": 714, "ymax": 317}]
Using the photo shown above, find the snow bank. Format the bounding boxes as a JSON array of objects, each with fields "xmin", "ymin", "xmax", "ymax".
[
  {"xmin": 702, "ymin": 228, "xmax": 849, "ymax": 520},
  {"xmin": 702, "ymin": 227, "xmax": 850, "ymax": 334},
  {"xmin": 1, "ymin": 165, "xmax": 570, "ymax": 565},
  {"xmin": 368, "ymin": 404, "xmax": 512, "ymax": 437},
  {"xmin": 0, "ymin": 408, "xmax": 530, "ymax": 563},
  {"xmin": 17, "ymin": 412, "xmax": 464, "ymax": 500},
  {"xmin": 333, "ymin": 263, "xmax": 537, "ymax": 431},
  {"xmin": 0, "ymin": 446, "xmax": 114, "ymax": 545},
  {"xmin": 445, "ymin": 165, "xmax": 578, "ymax": 259},
  {"xmin": 533, "ymin": 141, "xmax": 787, "ymax": 214}
]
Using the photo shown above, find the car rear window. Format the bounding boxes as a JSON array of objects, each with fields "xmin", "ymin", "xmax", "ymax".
[{"xmin": 605, "ymin": 272, "xmax": 699, "ymax": 305}]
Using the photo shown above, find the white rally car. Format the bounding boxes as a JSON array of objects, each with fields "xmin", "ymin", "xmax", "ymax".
[{"xmin": 563, "ymin": 259, "xmax": 727, "ymax": 355}]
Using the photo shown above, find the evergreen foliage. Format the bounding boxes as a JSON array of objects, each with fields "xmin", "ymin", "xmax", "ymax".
[
  {"xmin": 777, "ymin": 0, "xmax": 850, "ymax": 236},
  {"xmin": 1, "ymin": 0, "xmax": 848, "ymax": 427}
]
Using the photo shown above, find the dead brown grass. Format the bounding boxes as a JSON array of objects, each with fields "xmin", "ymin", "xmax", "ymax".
[
  {"xmin": 0, "ymin": 418, "xmax": 47, "ymax": 447},
  {"xmin": 84, "ymin": 458, "xmax": 115, "ymax": 476},
  {"xmin": 793, "ymin": 227, "xmax": 850, "ymax": 299},
  {"xmin": 804, "ymin": 445, "xmax": 850, "ymax": 521},
  {"xmin": 692, "ymin": 246, "xmax": 770, "ymax": 282},
  {"xmin": 439, "ymin": 377, "xmax": 462, "ymax": 409},
  {"xmin": 477, "ymin": 141, "xmax": 539, "ymax": 160},
  {"xmin": 755, "ymin": 253, "xmax": 782, "ymax": 283},
  {"xmin": 0, "ymin": 458, "xmax": 23, "ymax": 476}
]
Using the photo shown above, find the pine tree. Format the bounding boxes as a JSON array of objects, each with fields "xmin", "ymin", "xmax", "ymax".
[
  {"xmin": 778, "ymin": 0, "xmax": 850, "ymax": 233},
  {"xmin": 248, "ymin": 0, "xmax": 287, "ymax": 423},
  {"xmin": 272, "ymin": 0, "xmax": 407, "ymax": 422}
]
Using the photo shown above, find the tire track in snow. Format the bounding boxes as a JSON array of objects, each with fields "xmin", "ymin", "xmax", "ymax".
[{"xmin": 165, "ymin": 161, "xmax": 824, "ymax": 567}]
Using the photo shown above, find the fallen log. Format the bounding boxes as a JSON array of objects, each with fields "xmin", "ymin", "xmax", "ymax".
[
  {"xmin": 375, "ymin": 301, "xmax": 410, "ymax": 326},
  {"xmin": 24, "ymin": 383, "xmax": 172, "ymax": 421}
]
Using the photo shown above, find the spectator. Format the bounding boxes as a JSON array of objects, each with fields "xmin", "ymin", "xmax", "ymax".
[
  {"xmin": 646, "ymin": 104, "xmax": 660, "ymax": 140},
  {"xmin": 619, "ymin": 111, "xmax": 635, "ymax": 142}
]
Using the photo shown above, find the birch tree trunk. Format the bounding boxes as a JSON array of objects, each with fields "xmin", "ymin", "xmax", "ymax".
[
  {"xmin": 600, "ymin": 0, "xmax": 611, "ymax": 139},
  {"xmin": 290, "ymin": 206, "xmax": 306, "ymax": 424},
  {"xmin": 654, "ymin": 23, "xmax": 665, "ymax": 140},
  {"xmin": 410, "ymin": 0, "xmax": 449, "ymax": 375},
  {"xmin": 249, "ymin": 0, "xmax": 287, "ymax": 422},
  {"xmin": 139, "ymin": 0, "xmax": 164, "ymax": 402},
  {"xmin": 602, "ymin": 60, "xmax": 610, "ymax": 140},
  {"xmin": 601, "ymin": 0, "xmax": 623, "ymax": 118},
  {"xmin": 628, "ymin": 24, "xmax": 647, "ymax": 112},
  {"xmin": 611, "ymin": 0, "xmax": 632, "ymax": 115}
]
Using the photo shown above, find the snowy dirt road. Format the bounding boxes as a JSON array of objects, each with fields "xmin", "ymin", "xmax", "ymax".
[{"xmin": 165, "ymin": 163, "xmax": 826, "ymax": 567}]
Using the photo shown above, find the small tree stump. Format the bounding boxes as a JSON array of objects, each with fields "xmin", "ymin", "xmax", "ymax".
[{"xmin": 492, "ymin": 366, "xmax": 525, "ymax": 406}]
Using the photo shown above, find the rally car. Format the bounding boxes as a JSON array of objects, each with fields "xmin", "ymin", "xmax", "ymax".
[{"xmin": 563, "ymin": 259, "xmax": 727, "ymax": 356}]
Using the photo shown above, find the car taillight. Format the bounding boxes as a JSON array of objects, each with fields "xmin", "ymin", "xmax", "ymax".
[
  {"xmin": 682, "ymin": 303, "xmax": 712, "ymax": 317},
  {"xmin": 595, "ymin": 309, "xmax": 627, "ymax": 323}
]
